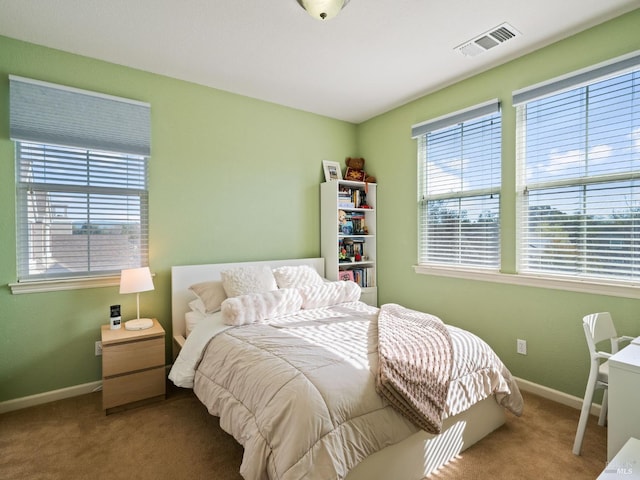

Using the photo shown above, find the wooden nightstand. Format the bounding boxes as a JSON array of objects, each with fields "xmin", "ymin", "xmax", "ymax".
[{"xmin": 101, "ymin": 319, "xmax": 166, "ymax": 412}]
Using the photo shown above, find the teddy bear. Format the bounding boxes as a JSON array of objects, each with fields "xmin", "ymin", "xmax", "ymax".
[{"xmin": 344, "ymin": 157, "xmax": 376, "ymax": 183}]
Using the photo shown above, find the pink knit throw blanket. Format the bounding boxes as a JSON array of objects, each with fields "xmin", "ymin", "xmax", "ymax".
[{"xmin": 375, "ymin": 303, "xmax": 454, "ymax": 434}]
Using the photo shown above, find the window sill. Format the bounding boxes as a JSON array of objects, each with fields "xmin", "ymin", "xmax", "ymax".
[
  {"xmin": 9, "ymin": 275, "xmax": 121, "ymax": 294},
  {"xmin": 413, "ymin": 265, "xmax": 640, "ymax": 299}
]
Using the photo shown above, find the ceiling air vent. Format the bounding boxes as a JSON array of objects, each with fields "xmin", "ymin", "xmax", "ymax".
[{"xmin": 456, "ymin": 22, "xmax": 520, "ymax": 57}]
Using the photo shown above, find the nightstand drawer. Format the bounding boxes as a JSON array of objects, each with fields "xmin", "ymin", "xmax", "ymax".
[
  {"xmin": 102, "ymin": 367, "xmax": 165, "ymax": 410},
  {"xmin": 103, "ymin": 337, "xmax": 164, "ymax": 377}
]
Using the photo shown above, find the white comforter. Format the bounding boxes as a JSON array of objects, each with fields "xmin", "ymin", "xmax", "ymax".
[{"xmin": 170, "ymin": 301, "xmax": 522, "ymax": 480}]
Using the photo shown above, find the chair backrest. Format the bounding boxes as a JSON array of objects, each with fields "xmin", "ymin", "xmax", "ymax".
[{"xmin": 582, "ymin": 312, "xmax": 618, "ymax": 357}]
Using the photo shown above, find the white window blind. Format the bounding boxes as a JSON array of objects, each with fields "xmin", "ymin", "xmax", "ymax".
[
  {"xmin": 10, "ymin": 77, "xmax": 151, "ymax": 282},
  {"xmin": 413, "ymin": 100, "xmax": 501, "ymax": 269},
  {"xmin": 16, "ymin": 143, "xmax": 149, "ymax": 281},
  {"xmin": 515, "ymin": 52, "xmax": 640, "ymax": 283}
]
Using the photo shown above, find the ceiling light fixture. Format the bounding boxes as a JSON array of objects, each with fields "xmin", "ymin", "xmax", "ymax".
[{"xmin": 297, "ymin": 0, "xmax": 350, "ymax": 20}]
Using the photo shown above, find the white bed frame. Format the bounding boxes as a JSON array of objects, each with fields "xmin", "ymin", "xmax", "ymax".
[{"xmin": 170, "ymin": 257, "xmax": 505, "ymax": 480}]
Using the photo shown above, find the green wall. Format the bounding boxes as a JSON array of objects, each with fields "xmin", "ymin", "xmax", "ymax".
[
  {"xmin": 0, "ymin": 36, "xmax": 356, "ymax": 402},
  {"xmin": 1, "ymin": 9, "xmax": 639, "ymax": 405},
  {"xmin": 359, "ymin": 9, "xmax": 640, "ymax": 398}
]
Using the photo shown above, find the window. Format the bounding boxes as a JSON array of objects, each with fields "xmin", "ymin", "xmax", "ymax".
[
  {"xmin": 16, "ymin": 143, "xmax": 148, "ymax": 280},
  {"xmin": 10, "ymin": 76, "xmax": 151, "ymax": 283},
  {"xmin": 515, "ymin": 53, "xmax": 640, "ymax": 283},
  {"xmin": 413, "ymin": 100, "xmax": 501, "ymax": 269}
]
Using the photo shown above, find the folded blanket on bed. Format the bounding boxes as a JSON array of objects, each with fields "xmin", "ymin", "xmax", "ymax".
[{"xmin": 376, "ymin": 303, "xmax": 454, "ymax": 434}]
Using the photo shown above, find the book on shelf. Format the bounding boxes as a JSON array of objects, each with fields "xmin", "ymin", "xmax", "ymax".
[
  {"xmin": 341, "ymin": 212, "xmax": 366, "ymax": 235},
  {"xmin": 366, "ymin": 267, "xmax": 375, "ymax": 287},
  {"xmin": 337, "ymin": 186, "xmax": 369, "ymax": 209},
  {"xmin": 338, "ymin": 270, "xmax": 354, "ymax": 282},
  {"xmin": 350, "ymin": 213, "xmax": 366, "ymax": 234},
  {"xmin": 339, "ymin": 267, "xmax": 375, "ymax": 287},
  {"xmin": 352, "ymin": 236, "xmax": 365, "ymax": 245}
]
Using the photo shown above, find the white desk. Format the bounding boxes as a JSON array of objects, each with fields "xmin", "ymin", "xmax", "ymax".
[
  {"xmin": 608, "ymin": 344, "xmax": 640, "ymax": 461},
  {"xmin": 598, "ymin": 437, "xmax": 640, "ymax": 479}
]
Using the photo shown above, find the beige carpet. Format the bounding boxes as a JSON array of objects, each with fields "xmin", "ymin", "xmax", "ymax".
[{"xmin": 0, "ymin": 384, "xmax": 607, "ymax": 479}]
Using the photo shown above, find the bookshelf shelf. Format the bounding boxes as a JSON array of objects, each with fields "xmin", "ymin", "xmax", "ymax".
[{"xmin": 321, "ymin": 180, "xmax": 377, "ymax": 306}]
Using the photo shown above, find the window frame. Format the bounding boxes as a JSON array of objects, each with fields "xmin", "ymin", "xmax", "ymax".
[
  {"xmin": 9, "ymin": 76, "xmax": 151, "ymax": 293},
  {"xmin": 413, "ymin": 100, "xmax": 502, "ymax": 271},
  {"xmin": 514, "ymin": 53, "xmax": 640, "ymax": 286},
  {"xmin": 414, "ymin": 52, "xmax": 640, "ymax": 299},
  {"xmin": 11, "ymin": 142, "xmax": 150, "ymax": 292}
]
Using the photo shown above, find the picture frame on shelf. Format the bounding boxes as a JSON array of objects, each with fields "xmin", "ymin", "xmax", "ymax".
[{"xmin": 323, "ymin": 160, "xmax": 343, "ymax": 182}]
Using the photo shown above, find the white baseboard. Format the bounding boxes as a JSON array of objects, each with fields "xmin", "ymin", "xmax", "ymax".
[
  {"xmin": 515, "ymin": 376, "xmax": 602, "ymax": 417},
  {"xmin": 0, "ymin": 381, "xmax": 102, "ymax": 414},
  {"xmin": 0, "ymin": 374, "xmax": 600, "ymax": 417},
  {"xmin": 0, "ymin": 366, "xmax": 173, "ymax": 414}
]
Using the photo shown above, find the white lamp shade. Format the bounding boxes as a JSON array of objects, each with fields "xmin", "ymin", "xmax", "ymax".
[
  {"xmin": 297, "ymin": 0, "xmax": 349, "ymax": 20},
  {"xmin": 119, "ymin": 267, "xmax": 154, "ymax": 294}
]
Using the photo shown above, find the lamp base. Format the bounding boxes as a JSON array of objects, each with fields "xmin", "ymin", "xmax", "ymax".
[{"xmin": 124, "ymin": 318, "xmax": 154, "ymax": 331}]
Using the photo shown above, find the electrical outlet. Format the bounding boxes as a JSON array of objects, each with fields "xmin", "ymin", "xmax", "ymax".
[
  {"xmin": 517, "ymin": 339, "xmax": 527, "ymax": 355},
  {"xmin": 95, "ymin": 341, "xmax": 102, "ymax": 356}
]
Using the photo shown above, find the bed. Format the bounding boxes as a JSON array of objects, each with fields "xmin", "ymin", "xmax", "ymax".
[{"xmin": 169, "ymin": 257, "xmax": 522, "ymax": 480}]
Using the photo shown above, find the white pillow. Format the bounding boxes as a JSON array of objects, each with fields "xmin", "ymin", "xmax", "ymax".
[
  {"xmin": 189, "ymin": 281, "xmax": 227, "ymax": 314},
  {"xmin": 185, "ymin": 310, "xmax": 223, "ymax": 337},
  {"xmin": 188, "ymin": 298, "xmax": 207, "ymax": 315},
  {"xmin": 272, "ymin": 265, "xmax": 324, "ymax": 288},
  {"xmin": 221, "ymin": 265, "xmax": 278, "ymax": 298},
  {"xmin": 186, "ymin": 310, "xmax": 202, "ymax": 337},
  {"xmin": 221, "ymin": 289, "xmax": 303, "ymax": 326},
  {"xmin": 298, "ymin": 281, "xmax": 361, "ymax": 309}
]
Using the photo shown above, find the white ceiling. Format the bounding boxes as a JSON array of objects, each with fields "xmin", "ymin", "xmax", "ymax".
[{"xmin": 0, "ymin": 0, "xmax": 638, "ymax": 124}]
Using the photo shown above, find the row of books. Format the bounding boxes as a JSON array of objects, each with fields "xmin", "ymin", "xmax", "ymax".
[
  {"xmin": 338, "ymin": 267, "xmax": 375, "ymax": 287},
  {"xmin": 339, "ymin": 211, "xmax": 367, "ymax": 235},
  {"xmin": 338, "ymin": 187, "xmax": 369, "ymax": 209}
]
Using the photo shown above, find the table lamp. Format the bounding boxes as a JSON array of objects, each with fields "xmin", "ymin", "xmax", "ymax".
[{"xmin": 119, "ymin": 266, "xmax": 154, "ymax": 330}]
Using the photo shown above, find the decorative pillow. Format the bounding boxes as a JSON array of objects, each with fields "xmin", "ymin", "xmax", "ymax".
[
  {"xmin": 298, "ymin": 281, "xmax": 361, "ymax": 309},
  {"xmin": 272, "ymin": 265, "xmax": 325, "ymax": 288},
  {"xmin": 220, "ymin": 265, "xmax": 278, "ymax": 298},
  {"xmin": 189, "ymin": 280, "xmax": 227, "ymax": 314},
  {"xmin": 221, "ymin": 288, "xmax": 303, "ymax": 326}
]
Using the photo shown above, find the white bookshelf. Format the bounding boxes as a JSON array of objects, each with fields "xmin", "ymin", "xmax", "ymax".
[{"xmin": 321, "ymin": 180, "xmax": 377, "ymax": 306}]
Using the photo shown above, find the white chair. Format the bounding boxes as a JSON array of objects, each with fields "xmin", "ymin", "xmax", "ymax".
[{"xmin": 573, "ymin": 312, "xmax": 633, "ymax": 455}]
